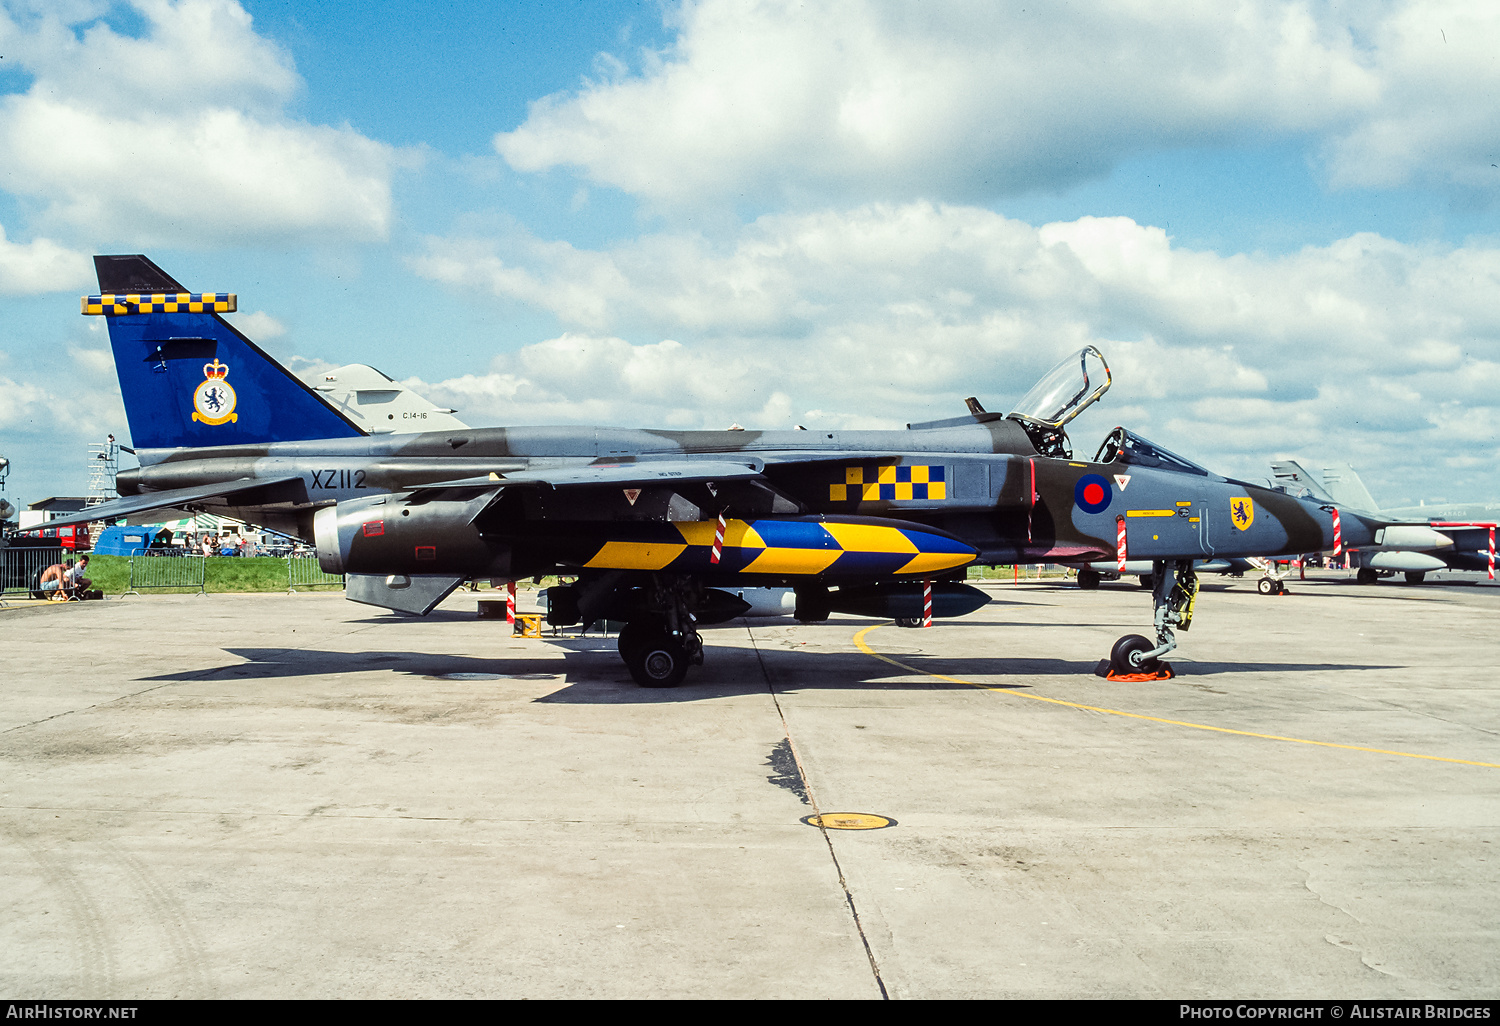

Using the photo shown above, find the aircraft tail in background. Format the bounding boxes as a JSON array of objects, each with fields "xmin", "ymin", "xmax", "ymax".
[
  {"xmin": 1318, "ymin": 462, "xmax": 1381, "ymax": 514},
  {"xmin": 1270, "ymin": 460, "xmax": 1337, "ymax": 505},
  {"xmin": 87, "ymin": 254, "xmax": 365, "ymax": 451}
]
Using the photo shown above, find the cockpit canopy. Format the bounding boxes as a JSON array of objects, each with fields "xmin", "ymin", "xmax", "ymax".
[
  {"xmin": 1093, "ymin": 426, "xmax": 1214, "ymax": 477},
  {"xmin": 999, "ymin": 346, "xmax": 1113, "ymax": 458},
  {"xmin": 1006, "ymin": 346, "xmax": 1112, "ymax": 430}
]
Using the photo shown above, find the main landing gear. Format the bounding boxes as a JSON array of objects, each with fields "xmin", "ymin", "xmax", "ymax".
[
  {"xmin": 1106, "ymin": 560, "xmax": 1199, "ymax": 677},
  {"xmin": 617, "ymin": 578, "xmax": 704, "ymax": 688}
]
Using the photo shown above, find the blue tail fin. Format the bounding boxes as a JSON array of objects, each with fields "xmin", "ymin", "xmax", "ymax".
[{"xmin": 89, "ymin": 255, "xmax": 364, "ymax": 450}]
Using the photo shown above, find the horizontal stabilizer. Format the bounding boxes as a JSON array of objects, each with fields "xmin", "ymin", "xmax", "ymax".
[
  {"xmin": 39, "ymin": 476, "xmax": 308, "ymax": 530},
  {"xmin": 346, "ymin": 574, "xmax": 464, "ymax": 616}
]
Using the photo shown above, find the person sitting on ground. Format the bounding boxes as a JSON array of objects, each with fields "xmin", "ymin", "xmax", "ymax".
[
  {"xmin": 39, "ymin": 561, "xmax": 69, "ymax": 600},
  {"xmin": 64, "ymin": 555, "xmax": 91, "ymax": 597}
]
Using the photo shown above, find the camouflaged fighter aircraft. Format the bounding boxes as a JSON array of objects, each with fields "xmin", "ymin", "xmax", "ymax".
[{"xmin": 51, "ymin": 255, "xmax": 1383, "ymax": 686}]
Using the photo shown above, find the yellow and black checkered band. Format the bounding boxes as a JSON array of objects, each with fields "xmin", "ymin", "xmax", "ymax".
[
  {"xmin": 81, "ymin": 293, "xmax": 237, "ymax": 316},
  {"xmin": 829, "ymin": 464, "xmax": 947, "ymax": 502}
]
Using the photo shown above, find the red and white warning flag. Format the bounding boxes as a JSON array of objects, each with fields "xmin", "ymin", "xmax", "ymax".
[
  {"xmin": 1331, "ymin": 507, "xmax": 1342, "ymax": 557},
  {"xmin": 922, "ymin": 578, "xmax": 933, "ymax": 628},
  {"xmin": 710, "ymin": 512, "xmax": 727, "ymax": 565},
  {"xmin": 506, "ymin": 580, "xmax": 516, "ymax": 624},
  {"xmin": 1116, "ymin": 515, "xmax": 1127, "ymax": 571},
  {"xmin": 1489, "ymin": 526, "xmax": 1495, "ymax": 581}
]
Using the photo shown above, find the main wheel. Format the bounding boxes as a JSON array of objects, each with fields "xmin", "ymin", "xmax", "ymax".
[
  {"xmin": 1257, "ymin": 577, "xmax": 1275, "ymax": 595},
  {"xmin": 626, "ymin": 631, "xmax": 690, "ymax": 688},
  {"xmin": 1356, "ymin": 568, "xmax": 1377, "ymax": 585},
  {"xmin": 1077, "ymin": 570, "xmax": 1101, "ymax": 590},
  {"xmin": 895, "ymin": 616, "xmax": 924, "ymax": 628},
  {"xmin": 617, "ymin": 621, "xmax": 649, "ymax": 662},
  {"xmin": 1109, "ymin": 634, "xmax": 1159, "ymax": 675},
  {"xmin": 1404, "ymin": 571, "xmax": 1426, "ymax": 585}
]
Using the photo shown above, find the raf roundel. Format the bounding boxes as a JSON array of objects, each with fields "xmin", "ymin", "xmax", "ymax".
[{"xmin": 1074, "ymin": 473, "xmax": 1113, "ymax": 515}]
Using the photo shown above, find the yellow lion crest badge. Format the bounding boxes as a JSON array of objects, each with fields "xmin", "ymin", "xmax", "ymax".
[
  {"xmin": 1230, "ymin": 496, "xmax": 1255, "ymax": 531},
  {"xmin": 192, "ymin": 359, "xmax": 238, "ymax": 425}
]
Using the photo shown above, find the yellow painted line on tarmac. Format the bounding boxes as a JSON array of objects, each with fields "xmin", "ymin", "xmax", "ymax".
[{"xmin": 852, "ymin": 624, "xmax": 1500, "ymax": 769}]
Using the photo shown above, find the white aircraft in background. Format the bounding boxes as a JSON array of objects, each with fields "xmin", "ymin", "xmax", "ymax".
[
  {"xmin": 1272, "ymin": 460, "xmax": 1496, "ymax": 584},
  {"xmin": 306, "ymin": 365, "xmax": 468, "ymax": 435}
]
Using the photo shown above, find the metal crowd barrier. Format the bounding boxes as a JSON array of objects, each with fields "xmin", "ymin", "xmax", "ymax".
[
  {"xmin": 0, "ymin": 546, "xmax": 67, "ymax": 600},
  {"xmin": 124, "ymin": 554, "xmax": 207, "ymax": 596},
  {"xmin": 287, "ymin": 556, "xmax": 344, "ymax": 592}
]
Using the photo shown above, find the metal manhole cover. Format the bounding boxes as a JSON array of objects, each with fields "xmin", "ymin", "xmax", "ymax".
[{"xmin": 802, "ymin": 813, "xmax": 896, "ymax": 830}]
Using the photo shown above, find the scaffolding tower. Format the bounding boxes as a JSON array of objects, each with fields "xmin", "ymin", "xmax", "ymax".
[
  {"xmin": 86, "ymin": 435, "xmax": 119, "ymax": 507},
  {"xmin": 84, "ymin": 436, "xmax": 119, "ymax": 545}
]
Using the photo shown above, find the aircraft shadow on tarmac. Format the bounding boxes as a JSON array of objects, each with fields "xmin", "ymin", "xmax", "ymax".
[{"xmin": 134, "ymin": 639, "xmax": 1401, "ymax": 705}]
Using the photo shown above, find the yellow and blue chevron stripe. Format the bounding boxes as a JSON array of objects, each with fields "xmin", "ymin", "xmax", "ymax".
[
  {"xmin": 581, "ymin": 517, "xmax": 974, "ymax": 577},
  {"xmin": 829, "ymin": 464, "xmax": 946, "ymax": 502},
  {"xmin": 82, "ymin": 293, "xmax": 237, "ymax": 315}
]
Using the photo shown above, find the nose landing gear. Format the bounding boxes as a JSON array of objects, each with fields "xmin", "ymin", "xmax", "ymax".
[{"xmin": 1105, "ymin": 560, "xmax": 1198, "ymax": 679}]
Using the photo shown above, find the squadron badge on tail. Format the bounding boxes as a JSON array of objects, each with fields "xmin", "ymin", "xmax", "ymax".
[{"xmin": 192, "ymin": 359, "xmax": 238, "ymax": 425}]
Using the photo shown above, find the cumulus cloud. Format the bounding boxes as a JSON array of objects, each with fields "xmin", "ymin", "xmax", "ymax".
[
  {"xmin": 0, "ymin": 0, "xmax": 401, "ymax": 246},
  {"xmin": 413, "ymin": 202, "xmax": 1500, "ymax": 503},
  {"xmin": 0, "ymin": 223, "xmax": 93, "ymax": 294},
  {"xmin": 404, "ymin": 333, "xmax": 801, "ymax": 431},
  {"xmin": 0, "ymin": 373, "xmax": 52, "ymax": 430},
  {"xmin": 496, "ymin": 0, "xmax": 1500, "ymax": 207},
  {"xmin": 227, "ymin": 310, "xmax": 287, "ymax": 340}
]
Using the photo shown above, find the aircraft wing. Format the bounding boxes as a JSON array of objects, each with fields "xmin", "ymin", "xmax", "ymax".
[
  {"xmin": 37, "ymin": 476, "xmax": 308, "ymax": 530},
  {"xmin": 412, "ymin": 460, "xmax": 770, "ymax": 492}
]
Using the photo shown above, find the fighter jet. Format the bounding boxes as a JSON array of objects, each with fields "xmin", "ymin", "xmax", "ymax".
[
  {"xmin": 50, "ymin": 255, "xmax": 1383, "ymax": 686},
  {"xmin": 1272, "ymin": 460, "xmax": 1496, "ymax": 584},
  {"xmin": 308, "ymin": 364, "xmax": 469, "ymax": 435}
]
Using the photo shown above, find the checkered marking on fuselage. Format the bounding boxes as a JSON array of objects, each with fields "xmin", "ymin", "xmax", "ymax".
[
  {"xmin": 82, "ymin": 293, "xmax": 237, "ymax": 315},
  {"xmin": 829, "ymin": 465, "xmax": 946, "ymax": 502},
  {"xmin": 582, "ymin": 517, "xmax": 973, "ymax": 577}
]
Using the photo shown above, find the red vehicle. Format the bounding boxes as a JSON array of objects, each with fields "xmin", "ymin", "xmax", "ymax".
[{"xmin": 9, "ymin": 524, "xmax": 91, "ymax": 552}]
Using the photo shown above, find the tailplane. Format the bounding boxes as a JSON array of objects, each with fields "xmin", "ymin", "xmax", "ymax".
[{"xmin": 88, "ymin": 255, "xmax": 364, "ymax": 450}]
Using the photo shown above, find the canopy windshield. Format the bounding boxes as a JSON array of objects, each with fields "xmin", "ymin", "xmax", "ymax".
[
  {"xmin": 1094, "ymin": 427, "xmax": 1211, "ymax": 477},
  {"xmin": 1006, "ymin": 347, "xmax": 1112, "ymax": 429}
]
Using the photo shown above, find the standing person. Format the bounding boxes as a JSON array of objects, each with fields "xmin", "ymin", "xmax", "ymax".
[{"xmin": 200, "ymin": 535, "xmax": 213, "ymax": 558}]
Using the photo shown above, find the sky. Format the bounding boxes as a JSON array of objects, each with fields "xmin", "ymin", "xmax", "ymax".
[{"xmin": 1, "ymin": 0, "xmax": 1499, "ymax": 509}]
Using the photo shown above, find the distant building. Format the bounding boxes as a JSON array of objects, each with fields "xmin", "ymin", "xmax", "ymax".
[{"xmin": 19, "ymin": 497, "xmax": 89, "ymax": 530}]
